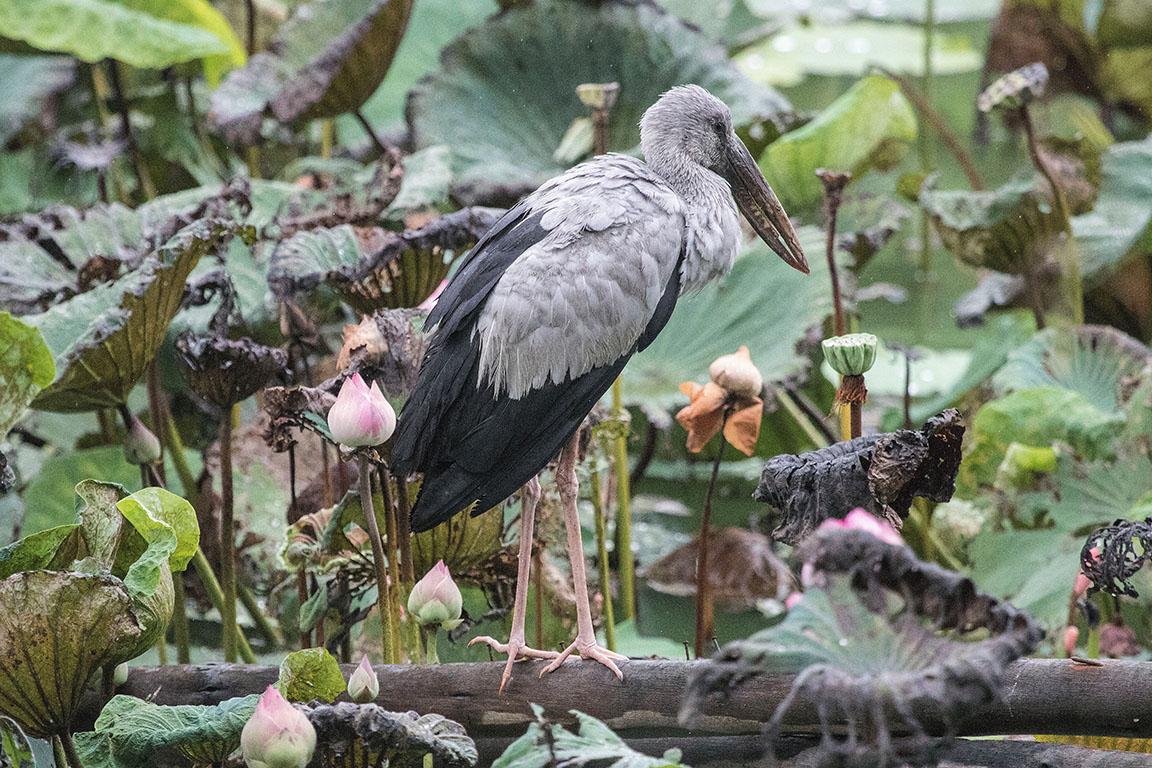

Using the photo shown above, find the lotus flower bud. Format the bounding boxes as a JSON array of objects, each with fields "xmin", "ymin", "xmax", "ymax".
[
  {"xmin": 346, "ymin": 655, "xmax": 379, "ymax": 703},
  {"xmin": 241, "ymin": 686, "xmax": 316, "ymax": 768},
  {"xmin": 123, "ymin": 415, "xmax": 161, "ymax": 465},
  {"xmin": 326, "ymin": 373, "xmax": 396, "ymax": 448},
  {"xmin": 708, "ymin": 346, "xmax": 763, "ymax": 399},
  {"xmin": 821, "ymin": 333, "xmax": 878, "ymax": 377},
  {"xmin": 113, "ymin": 662, "xmax": 129, "ymax": 686},
  {"xmin": 818, "ymin": 508, "xmax": 903, "ymax": 547},
  {"xmin": 407, "ymin": 560, "xmax": 463, "ymax": 630},
  {"xmin": 1062, "ymin": 625, "xmax": 1080, "ymax": 657}
]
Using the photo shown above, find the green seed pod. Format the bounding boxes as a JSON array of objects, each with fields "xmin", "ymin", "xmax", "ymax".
[
  {"xmin": 977, "ymin": 62, "xmax": 1048, "ymax": 113},
  {"xmin": 822, "ymin": 333, "xmax": 879, "ymax": 377}
]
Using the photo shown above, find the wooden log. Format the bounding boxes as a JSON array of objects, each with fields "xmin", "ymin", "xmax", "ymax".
[{"xmin": 84, "ymin": 657, "xmax": 1152, "ymax": 744}]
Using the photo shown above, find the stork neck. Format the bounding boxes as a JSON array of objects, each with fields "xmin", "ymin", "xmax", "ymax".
[{"xmin": 644, "ymin": 148, "xmax": 728, "ymax": 206}]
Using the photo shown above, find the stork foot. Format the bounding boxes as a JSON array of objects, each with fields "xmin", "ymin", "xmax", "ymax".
[
  {"xmin": 539, "ymin": 636, "xmax": 627, "ymax": 681},
  {"xmin": 469, "ymin": 634, "xmax": 559, "ymax": 693}
]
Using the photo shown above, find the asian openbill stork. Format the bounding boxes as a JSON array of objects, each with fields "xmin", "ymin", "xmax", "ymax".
[{"xmin": 393, "ymin": 85, "xmax": 808, "ymax": 690}]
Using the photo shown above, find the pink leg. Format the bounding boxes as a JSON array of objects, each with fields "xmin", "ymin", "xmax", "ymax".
[
  {"xmin": 540, "ymin": 432, "xmax": 627, "ymax": 680},
  {"xmin": 468, "ymin": 476, "xmax": 558, "ymax": 691}
]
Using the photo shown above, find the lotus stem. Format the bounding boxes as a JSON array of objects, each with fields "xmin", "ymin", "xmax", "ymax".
[
  {"xmin": 58, "ymin": 731, "xmax": 83, "ymax": 768},
  {"xmin": 296, "ymin": 570, "xmax": 311, "ymax": 648},
  {"xmin": 53, "ymin": 736, "xmax": 69, "ymax": 768},
  {"xmin": 188, "ymin": 547, "xmax": 256, "ymax": 662},
  {"xmin": 395, "ymin": 475, "xmax": 415, "ymax": 585},
  {"xmin": 422, "ymin": 626, "xmax": 440, "ymax": 665},
  {"xmin": 238, "ymin": 582, "xmax": 283, "ymax": 648},
  {"xmin": 219, "ymin": 405, "xmax": 239, "ymax": 663},
  {"xmin": 172, "ymin": 570, "xmax": 191, "ymax": 664},
  {"xmin": 612, "ymin": 378, "xmax": 636, "ymax": 621},
  {"xmin": 774, "ymin": 386, "xmax": 831, "ymax": 448},
  {"xmin": 244, "ymin": 0, "xmax": 257, "ymax": 55},
  {"xmin": 817, "ymin": 169, "xmax": 851, "ymax": 338},
  {"xmin": 1020, "ymin": 103, "xmax": 1084, "ymax": 325},
  {"xmin": 105, "ymin": 59, "xmax": 155, "ymax": 201},
  {"xmin": 919, "ymin": 0, "xmax": 936, "ymax": 274},
  {"xmin": 694, "ymin": 410, "xmax": 729, "ymax": 658},
  {"xmin": 353, "ymin": 109, "xmax": 388, "ymax": 156},
  {"xmin": 377, "ymin": 466, "xmax": 404, "ymax": 662},
  {"xmin": 159, "ymin": 406, "xmax": 200, "ymax": 508},
  {"xmin": 246, "ymin": 146, "xmax": 261, "ymax": 180},
  {"xmin": 359, "ymin": 457, "xmax": 397, "ymax": 664},
  {"xmin": 321, "ymin": 119, "xmax": 335, "ymax": 159},
  {"xmin": 590, "ymin": 458, "xmax": 616, "ymax": 651}
]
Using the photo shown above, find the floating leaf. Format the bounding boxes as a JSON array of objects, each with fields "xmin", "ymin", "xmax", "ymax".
[
  {"xmin": 992, "ymin": 325, "xmax": 1150, "ymax": 413},
  {"xmin": 278, "ymin": 647, "xmax": 346, "ymax": 703},
  {"xmin": 209, "ymin": 0, "xmax": 414, "ymax": 144},
  {"xmin": 0, "ymin": 313, "xmax": 54, "ymax": 439},
  {"xmin": 736, "ymin": 21, "xmax": 982, "ymax": 88},
  {"xmin": 623, "ymin": 227, "xmax": 835, "ymax": 410},
  {"xmin": 307, "ymin": 702, "xmax": 478, "ymax": 768},
  {"xmin": 408, "ymin": 0, "xmax": 792, "ymax": 204},
  {"xmin": 758, "ymin": 75, "xmax": 916, "ymax": 209},
  {"xmin": 683, "ymin": 529, "xmax": 1041, "ymax": 765},
  {"xmin": 91, "ymin": 693, "xmax": 257, "ymax": 766},
  {"xmin": 26, "ymin": 220, "xmax": 241, "ymax": 412},
  {"xmin": 268, "ymin": 207, "xmax": 501, "ymax": 312},
  {"xmin": 0, "ymin": 0, "xmax": 230, "ymax": 69},
  {"xmin": 494, "ymin": 704, "xmax": 683, "ymax": 768},
  {"xmin": 0, "ymin": 572, "xmax": 143, "ymax": 738}
]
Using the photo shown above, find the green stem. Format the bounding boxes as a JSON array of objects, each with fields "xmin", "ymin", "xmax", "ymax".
[
  {"xmin": 159, "ymin": 406, "xmax": 200, "ymax": 509},
  {"xmin": 694, "ymin": 413, "xmax": 728, "ymax": 659},
  {"xmin": 377, "ymin": 467, "xmax": 404, "ymax": 663},
  {"xmin": 611, "ymin": 377, "xmax": 636, "ymax": 621},
  {"xmin": 919, "ymin": 0, "xmax": 936, "ymax": 274},
  {"xmin": 53, "ymin": 736, "xmax": 69, "ymax": 768},
  {"xmin": 422, "ymin": 626, "xmax": 439, "ymax": 665},
  {"xmin": 188, "ymin": 548, "xmax": 255, "ymax": 662},
  {"xmin": 590, "ymin": 459, "xmax": 616, "ymax": 651},
  {"xmin": 360, "ymin": 457, "xmax": 397, "ymax": 664},
  {"xmin": 59, "ymin": 731, "xmax": 83, "ymax": 768},
  {"xmin": 172, "ymin": 571, "xmax": 191, "ymax": 664},
  {"xmin": 105, "ymin": 59, "xmax": 155, "ymax": 201},
  {"xmin": 238, "ymin": 582, "xmax": 283, "ymax": 648},
  {"xmin": 774, "ymin": 387, "xmax": 829, "ymax": 448},
  {"xmin": 219, "ymin": 408, "xmax": 238, "ymax": 663}
]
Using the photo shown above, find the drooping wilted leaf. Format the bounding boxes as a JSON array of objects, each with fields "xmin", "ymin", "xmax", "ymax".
[
  {"xmin": 408, "ymin": 0, "xmax": 792, "ymax": 204},
  {"xmin": 278, "ymin": 647, "xmax": 346, "ymax": 703},
  {"xmin": 758, "ymin": 75, "xmax": 916, "ymax": 209},
  {"xmin": 91, "ymin": 693, "xmax": 257, "ymax": 766},
  {"xmin": 682, "ymin": 528, "xmax": 1042, "ymax": 766},
  {"xmin": 0, "ymin": 55, "xmax": 75, "ymax": 145},
  {"xmin": 494, "ymin": 704, "xmax": 682, "ymax": 768},
  {"xmin": 175, "ymin": 332, "xmax": 288, "ymax": 409},
  {"xmin": 209, "ymin": 0, "xmax": 414, "ymax": 144},
  {"xmin": 307, "ymin": 702, "xmax": 478, "ymax": 768},
  {"xmin": 992, "ymin": 325, "xmax": 1150, "ymax": 413},
  {"xmin": 0, "ymin": 0, "xmax": 231, "ymax": 69},
  {"xmin": 0, "ymin": 571, "xmax": 143, "ymax": 738},
  {"xmin": 26, "ymin": 220, "xmax": 245, "ymax": 412},
  {"xmin": 623, "ymin": 226, "xmax": 836, "ymax": 411},
  {"xmin": 0, "ymin": 313, "xmax": 54, "ymax": 439},
  {"xmin": 116, "ymin": 487, "xmax": 200, "ymax": 573},
  {"xmin": 756, "ymin": 410, "xmax": 965, "ymax": 544},
  {"xmin": 268, "ymin": 207, "xmax": 501, "ymax": 312},
  {"xmin": 736, "ymin": 21, "xmax": 982, "ymax": 88}
]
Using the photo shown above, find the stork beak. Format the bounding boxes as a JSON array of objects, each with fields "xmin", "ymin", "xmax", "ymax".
[{"xmin": 723, "ymin": 137, "xmax": 809, "ymax": 274}]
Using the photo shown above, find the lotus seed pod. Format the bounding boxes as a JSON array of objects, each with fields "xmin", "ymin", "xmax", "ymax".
[
  {"xmin": 708, "ymin": 346, "xmax": 763, "ymax": 399},
  {"xmin": 346, "ymin": 656, "xmax": 379, "ymax": 703},
  {"xmin": 123, "ymin": 415, "xmax": 161, "ymax": 465},
  {"xmin": 977, "ymin": 62, "xmax": 1048, "ymax": 113},
  {"xmin": 821, "ymin": 333, "xmax": 878, "ymax": 377}
]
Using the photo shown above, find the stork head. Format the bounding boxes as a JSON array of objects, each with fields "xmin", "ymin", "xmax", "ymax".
[{"xmin": 640, "ymin": 85, "xmax": 809, "ymax": 274}]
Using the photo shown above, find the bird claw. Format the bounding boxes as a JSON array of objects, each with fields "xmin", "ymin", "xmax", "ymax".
[
  {"xmin": 469, "ymin": 635, "xmax": 559, "ymax": 693},
  {"xmin": 539, "ymin": 636, "xmax": 627, "ymax": 681}
]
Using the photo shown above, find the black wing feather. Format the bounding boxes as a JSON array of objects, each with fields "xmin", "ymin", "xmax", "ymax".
[{"xmin": 394, "ymin": 217, "xmax": 685, "ymax": 533}]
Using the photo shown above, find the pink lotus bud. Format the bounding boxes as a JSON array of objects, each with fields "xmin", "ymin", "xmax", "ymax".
[
  {"xmin": 241, "ymin": 685, "xmax": 316, "ymax": 768},
  {"xmin": 326, "ymin": 373, "xmax": 396, "ymax": 447},
  {"xmin": 347, "ymin": 655, "xmax": 379, "ymax": 703},
  {"xmin": 785, "ymin": 592, "xmax": 803, "ymax": 610},
  {"xmin": 1073, "ymin": 571, "xmax": 1092, "ymax": 599},
  {"xmin": 1062, "ymin": 625, "xmax": 1080, "ymax": 657},
  {"xmin": 123, "ymin": 414, "xmax": 162, "ymax": 465},
  {"xmin": 407, "ymin": 560, "xmax": 463, "ymax": 630},
  {"xmin": 818, "ymin": 508, "xmax": 904, "ymax": 547}
]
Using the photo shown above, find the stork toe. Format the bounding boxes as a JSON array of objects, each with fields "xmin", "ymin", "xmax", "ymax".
[
  {"xmin": 469, "ymin": 635, "xmax": 559, "ymax": 692},
  {"xmin": 539, "ymin": 637, "xmax": 626, "ymax": 681}
]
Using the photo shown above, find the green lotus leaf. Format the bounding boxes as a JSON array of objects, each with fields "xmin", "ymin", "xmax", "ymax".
[
  {"xmin": 408, "ymin": 0, "xmax": 792, "ymax": 204},
  {"xmin": 91, "ymin": 693, "xmax": 257, "ymax": 765},
  {"xmin": 209, "ymin": 0, "xmax": 414, "ymax": 145},
  {"xmin": 25, "ymin": 219, "xmax": 239, "ymax": 412},
  {"xmin": 268, "ymin": 208, "xmax": 500, "ymax": 312},
  {"xmin": 0, "ymin": 571, "xmax": 143, "ymax": 738},
  {"xmin": 1072, "ymin": 137, "xmax": 1152, "ymax": 280},
  {"xmin": 386, "ymin": 145, "xmax": 455, "ymax": 216},
  {"xmin": 957, "ymin": 387, "xmax": 1125, "ymax": 494},
  {"xmin": 496, "ymin": 705, "xmax": 682, "ymax": 768},
  {"xmin": 278, "ymin": 647, "xmax": 346, "ymax": 703},
  {"xmin": 116, "ymin": 487, "xmax": 199, "ymax": 573},
  {"xmin": 1017, "ymin": 450, "xmax": 1152, "ymax": 533},
  {"xmin": 0, "ymin": 524, "xmax": 79, "ymax": 579},
  {"xmin": 0, "ymin": 0, "xmax": 230, "ymax": 69},
  {"xmin": 0, "ymin": 55, "xmax": 75, "ymax": 145},
  {"xmin": 658, "ymin": 0, "xmax": 766, "ymax": 46},
  {"xmin": 968, "ymin": 527, "xmax": 1081, "ymax": 629},
  {"xmin": 76, "ymin": 478, "xmax": 132, "ymax": 568},
  {"xmin": 758, "ymin": 75, "xmax": 916, "ymax": 209},
  {"xmin": 736, "ymin": 21, "xmax": 982, "ymax": 88},
  {"xmin": 623, "ymin": 226, "xmax": 837, "ymax": 410},
  {"xmin": 743, "ymin": 0, "xmax": 1000, "ymax": 23},
  {"xmin": 992, "ymin": 326, "xmax": 1150, "ymax": 413},
  {"xmin": 0, "ymin": 313, "xmax": 54, "ymax": 439},
  {"xmin": 921, "ymin": 178, "xmax": 1062, "ymax": 274}
]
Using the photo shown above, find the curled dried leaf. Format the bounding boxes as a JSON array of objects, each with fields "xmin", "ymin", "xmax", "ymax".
[
  {"xmin": 1081, "ymin": 517, "xmax": 1152, "ymax": 598},
  {"xmin": 175, "ymin": 332, "xmax": 288, "ymax": 410}
]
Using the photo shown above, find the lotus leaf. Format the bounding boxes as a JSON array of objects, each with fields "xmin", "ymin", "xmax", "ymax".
[
  {"xmin": 278, "ymin": 647, "xmax": 346, "ymax": 703},
  {"xmin": 91, "ymin": 693, "xmax": 258, "ymax": 766},
  {"xmin": 0, "ymin": 55, "xmax": 75, "ymax": 145},
  {"xmin": 408, "ymin": 0, "xmax": 792, "ymax": 204},
  {"xmin": 495, "ymin": 704, "xmax": 679, "ymax": 768},
  {"xmin": 209, "ymin": 0, "xmax": 414, "ymax": 144},
  {"xmin": 0, "ymin": 313, "xmax": 54, "ymax": 439},
  {"xmin": 306, "ymin": 702, "xmax": 478, "ymax": 768}
]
